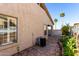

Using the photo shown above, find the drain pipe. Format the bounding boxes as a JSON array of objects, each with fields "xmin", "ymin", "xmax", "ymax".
[
  {"xmin": 16, "ymin": 43, "xmax": 20, "ymax": 55},
  {"xmin": 32, "ymin": 33, "xmax": 35, "ymax": 46}
]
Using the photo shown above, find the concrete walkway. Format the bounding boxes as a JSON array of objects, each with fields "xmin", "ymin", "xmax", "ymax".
[{"xmin": 13, "ymin": 36, "xmax": 62, "ymax": 56}]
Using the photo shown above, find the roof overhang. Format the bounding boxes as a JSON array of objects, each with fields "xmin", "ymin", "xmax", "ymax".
[{"xmin": 37, "ymin": 3, "xmax": 54, "ymax": 25}]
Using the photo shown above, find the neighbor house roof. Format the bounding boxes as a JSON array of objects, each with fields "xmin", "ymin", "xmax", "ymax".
[
  {"xmin": 37, "ymin": 3, "xmax": 54, "ymax": 25},
  {"xmin": 74, "ymin": 23, "xmax": 79, "ymax": 25}
]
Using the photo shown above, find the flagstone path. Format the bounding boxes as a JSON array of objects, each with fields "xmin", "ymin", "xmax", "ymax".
[{"xmin": 13, "ymin": 35, "xmax": 62, "ymax": 56}]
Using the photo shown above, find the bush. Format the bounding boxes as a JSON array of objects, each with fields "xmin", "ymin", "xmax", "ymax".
[
  {"xmin": 61, "ymin": 25, "xmax": 70, "ymax": 35},
  {"xmin": 60, "ymin": 36, "xmax": 76, "ymax": 56}
]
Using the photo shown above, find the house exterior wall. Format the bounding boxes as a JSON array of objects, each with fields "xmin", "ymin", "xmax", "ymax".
[
  {"xmin": 71, "ymin": 24, "xmax": 79, "ymax": 49},
  {"xmin": 0, "ymin": 3, "xmax": 53, "ymax": 55},
  {"xmin": 71, "ymin": 24, "xmax": 79, "ymax": 36}
]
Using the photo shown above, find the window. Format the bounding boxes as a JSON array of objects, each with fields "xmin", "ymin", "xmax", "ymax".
[{"xmin": 0, "ymin": 14, "xmax": 17, "ymax": 45}]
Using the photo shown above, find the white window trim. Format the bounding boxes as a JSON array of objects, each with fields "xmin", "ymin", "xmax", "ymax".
[{"xmin": 0, "ymin": 15, "xmax": 17, "ymax": 46}]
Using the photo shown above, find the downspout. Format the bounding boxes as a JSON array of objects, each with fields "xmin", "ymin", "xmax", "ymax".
[
  {"xmin": 16, "ymin": 17, "xmax": 20, "ymax": 55},
  {"xmin": 32, "ymin": 32, "xmax": 35, "ymax": 46}
]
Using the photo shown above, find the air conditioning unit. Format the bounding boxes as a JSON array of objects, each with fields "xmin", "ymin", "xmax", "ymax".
[{"xmin": 36, "ymin": 36, "xmax": 46, "ymax": 47}]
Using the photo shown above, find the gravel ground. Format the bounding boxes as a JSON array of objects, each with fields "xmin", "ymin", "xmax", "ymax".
[{"xmin": 13, "ymin": 36, "xmax": 61, "ymax": 56}]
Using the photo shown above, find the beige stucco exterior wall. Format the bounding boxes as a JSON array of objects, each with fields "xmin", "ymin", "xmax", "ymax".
[{"xmin": 0, "ymin": 3, "xmax": 53, "ymax": 56}]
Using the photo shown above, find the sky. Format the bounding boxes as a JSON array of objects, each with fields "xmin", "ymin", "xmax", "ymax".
[{"xmin": 45, "ymin": 3, "xmax": 79, "ymax": 29}]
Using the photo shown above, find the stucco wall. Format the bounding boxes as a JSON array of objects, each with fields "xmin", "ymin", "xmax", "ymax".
[{"xmin": 0, "ymin": 3, "xmax": 53, "ymax": 55}]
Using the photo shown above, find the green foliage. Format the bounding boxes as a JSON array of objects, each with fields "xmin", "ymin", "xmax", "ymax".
[
  {"xmin": 60, "ymin": 13, "xmax": 65, "ymax": 17},
  {"xmin": 54, "ymin": 18, "xmax": 58, "ymax": 29},
  {"xmin": 61, "ymin": 25, "xmax": 70, "ymax": 35},
  {"xmin": 54, "ymin": 18, "xmax": 58, "ymax": 23},
  {"xmin": 60, "ymin": 36, "xmax": 76, "ymax": 56}
]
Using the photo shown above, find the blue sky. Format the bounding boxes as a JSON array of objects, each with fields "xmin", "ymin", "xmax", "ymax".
[{"xmin": 45, "ymin": 3, "xmax": 79, "ymax": 29}]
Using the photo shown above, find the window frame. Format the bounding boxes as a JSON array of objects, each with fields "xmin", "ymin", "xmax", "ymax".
[{"xmin": 0, "ymin": 13, "xmax": 18, "ymax": 46}]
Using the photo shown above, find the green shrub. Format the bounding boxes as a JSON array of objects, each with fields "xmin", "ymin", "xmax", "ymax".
[
  {"xmin": 61, "ymin": 25, "xmax": 70, "ymax": 35},
  {"xmin": 60, "ymin": 36, "xmax": 76, "ymax": 56}
]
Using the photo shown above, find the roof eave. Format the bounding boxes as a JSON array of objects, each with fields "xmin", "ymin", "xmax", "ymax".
[{"xmin": 37, "ymin": 3, "xmax": 54, "ymax": 25}]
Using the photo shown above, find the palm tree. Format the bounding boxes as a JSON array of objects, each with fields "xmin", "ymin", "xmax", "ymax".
[
  {"xmin": 60, "ymin": 12, "xmax": 65, "ymax": 27},
  {"xmin": 54, "ymin": 18, "xmax": 58, "ymax": 29}
]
